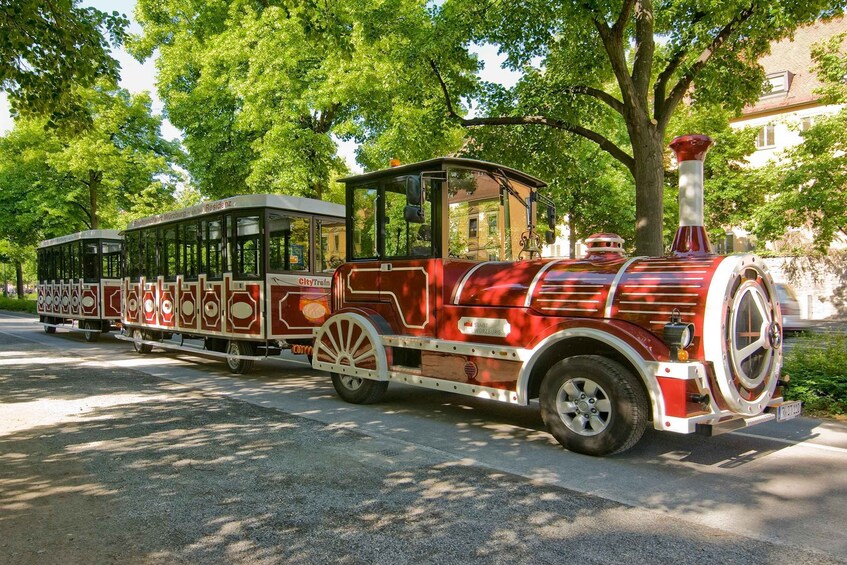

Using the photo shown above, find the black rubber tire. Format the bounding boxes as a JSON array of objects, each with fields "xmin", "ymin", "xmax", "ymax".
[
  {"xmin": 132, "ymin": 328, "xmax": 153, "ymax": 354},
  {"xmin": 226, "ymin": 340, "xmax": 255, "ymax": 374},
  {"xmin": 82, "ymin": 321, "xmax": 99, "ymax": 342},
  {"xmin": 44, "ymin": 324, "xmax": 56, "ymax": 335},
  {"xmin": 330, "ymin": 373, "xmax": 388, "ymax": 404},
  {"xmin": 539, "ymin": 355, "xmax": 649, "ymax": 457}
]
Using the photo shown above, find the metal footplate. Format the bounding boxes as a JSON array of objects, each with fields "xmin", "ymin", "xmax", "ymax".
[{"xmin": 695, "ymin": 413, "xmax": 776, "ymax": 437}]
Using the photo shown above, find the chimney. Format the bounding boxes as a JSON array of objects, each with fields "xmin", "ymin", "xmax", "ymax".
[{"xmin": 669, "ymin": 134, "xmax": 714, "ymax": 255}]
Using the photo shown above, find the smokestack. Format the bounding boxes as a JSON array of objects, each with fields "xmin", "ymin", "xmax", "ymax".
[{"xmin": 669, "ymin": 134, "xmax": 714, "ymax": 255}]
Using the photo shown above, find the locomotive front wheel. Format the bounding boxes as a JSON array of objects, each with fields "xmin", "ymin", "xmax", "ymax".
[
  {"xmin": 82, "ymin": 321, "xmax": 99, "ymax": 342},
  {"xmin": 540, "ymin": 355, "xmax": 648, "ymax": 457},
  {"xmin": 330, "ymin": 373, "xmax": 388, "ymax": 404},
  {"xmin": 132, "ymin": 328, "xmax": 152, "ymax": 354},
  {"xmin": 226, "ymin": 340, "xmax": 255, "ymax": 374}
]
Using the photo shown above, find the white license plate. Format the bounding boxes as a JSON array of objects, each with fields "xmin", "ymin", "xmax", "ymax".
[{"xmin": 776, "ymin": 400, "xmax": 802, "ymax": 422}]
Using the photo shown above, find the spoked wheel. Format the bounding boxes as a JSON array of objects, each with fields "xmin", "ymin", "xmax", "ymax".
[
  {"xmin": 82, "ymin": 321, "xmax": 99, "ymax": 342},
  {"xmin": 330, "ymin": 373, "xmax": 388, "ymax": 404},
  {"xmin": 540, "ymin": 355, "xmax": 648, "ymax": 456},
  {"xmin": 226, "ymin": 340, "xmax": 255, "ymax": 374},
  {"xmin": 132, "ymin": 328, "xmax": 152, "ymax": 354}
]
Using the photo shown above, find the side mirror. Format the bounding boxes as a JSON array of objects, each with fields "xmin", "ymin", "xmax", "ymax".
[
  {"xmin": 404, "ymin": 205, "xmax": 425, "ymax": 224},
  {"xmin": 546, "ymin": 205, "xmax": 556, "ymax": 230},
  {"xmin": 405, "ymin": 176, "xmax": 423, "ymax": 206},
  {"xmin": 545, "ymin": 230, "xmax": 555, "ymax": 245}
]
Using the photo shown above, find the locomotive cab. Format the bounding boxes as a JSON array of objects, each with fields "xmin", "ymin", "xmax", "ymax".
[{"xmin": 314, "ymin": 145, "xmax": 798, "ymax": 457}]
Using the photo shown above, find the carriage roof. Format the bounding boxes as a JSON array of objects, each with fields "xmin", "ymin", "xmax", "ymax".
[
  {"xmin": 38, "ymin": 230, "xmax": 123, "ymax": 249},
  {"xmin": 125, "ymin": 194, "xmax": 345, "ymax": 232}
]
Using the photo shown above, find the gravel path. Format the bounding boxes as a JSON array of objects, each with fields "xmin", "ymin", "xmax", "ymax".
[{"xmin": 1, "ymin": 332, "xmax": 842, "ymax": 564}]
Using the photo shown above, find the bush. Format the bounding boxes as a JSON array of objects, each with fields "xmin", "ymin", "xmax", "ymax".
[
  {"xmin": 783, "ymin": 332, "xmax": 847, "ymax": 417},
  {"xmin": 0, "ymin": 296, "xmax": 37, "ymax": 314}
]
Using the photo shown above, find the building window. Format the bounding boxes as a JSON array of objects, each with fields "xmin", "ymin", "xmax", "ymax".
[
  {"xmin": 800, "ymin": 116, "xmax": 814, "ymax": 132},
  {"xmin": 468, "ymin": 217, "xmax": 478, "ymax": 239},
  {"xmin": 762, "ymin": 71, "xmax": 792, "ymax": 98},
  {"xmin": 755, "ymin": 124, "xmax": 775, "ymax": 149}
]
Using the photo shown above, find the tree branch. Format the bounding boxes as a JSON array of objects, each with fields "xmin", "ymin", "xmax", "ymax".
[
  {"xmin": 653, "ymin": 10, "xmax": 707, "ymax": 118},
  {"xmin": 431, "ymin": 59, "xmax": 634, "ymax": 172},
  {"xmin": 563, "ymin": 85, "xmax": 625, "ymax": 116},
  {"xmin": 631, "ymin": 0, "xmax": 655, "ymax": 96},
  {"xmin": 657, "ymin": 3, "xmax": 756, "ymax": 130}
]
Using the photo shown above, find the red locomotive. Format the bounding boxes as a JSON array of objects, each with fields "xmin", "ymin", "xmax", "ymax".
[
  {"xmin": 36, "ymin": 230, "xmax": 124, "ymax": 341},
  {"xmin": 313, "ymin": 135, "xmax": 798, "ymax": 456},
  {"xmin": 120, "ymin": 194, "xmax": 345, "ymax": 373}
]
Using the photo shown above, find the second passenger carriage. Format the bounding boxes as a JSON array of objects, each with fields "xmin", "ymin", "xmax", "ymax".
[{"xmin": 121, "ymin": 194, "xmax": 345, "ymax": 372}]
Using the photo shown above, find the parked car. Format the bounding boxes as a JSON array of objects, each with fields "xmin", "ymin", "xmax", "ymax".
[{"xmin": 776, "ymin": 283, "xmax": 811, "ymax": 333}]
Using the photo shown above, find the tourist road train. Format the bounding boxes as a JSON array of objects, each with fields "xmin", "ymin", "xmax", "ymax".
[{"xmin": 36, "ymin": 135, "xmax": 800, "ymax": 455}]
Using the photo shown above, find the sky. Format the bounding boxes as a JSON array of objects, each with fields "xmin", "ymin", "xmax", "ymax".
[{"xmin": 0, "ymin": 0, "xmax": 522, "ymax": 173}]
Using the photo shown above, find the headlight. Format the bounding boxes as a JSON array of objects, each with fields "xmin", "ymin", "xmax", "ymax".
[{"xmin": 664, "ymin": 310, "xmax": 695, "ymax": 351}]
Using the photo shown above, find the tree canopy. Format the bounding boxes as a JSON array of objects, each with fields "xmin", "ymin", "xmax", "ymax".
[
  {"xmin": 0, "ymin": 0, "xmax": 127, "ymax": 125},
  {"xmin": 0, "ymin": 82, "xmax": 183, "ymax": 250},
  {"xmin": 130, "ymin": 0, "xmax": 473, "ymax": 201},
  {"xmin": 431, "ymin": 0, "xmax": 847, "ymax": 254}
]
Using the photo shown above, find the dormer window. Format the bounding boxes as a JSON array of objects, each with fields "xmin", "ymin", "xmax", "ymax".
[{"xmin": 762, "ymin": 71, "xmax": 793, "ymax": 98}]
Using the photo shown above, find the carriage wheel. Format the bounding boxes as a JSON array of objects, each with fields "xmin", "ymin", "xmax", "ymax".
[
  {"xmin": 226, "ymin": 340, "xmax": 255, "ymax": 374},
  {"xmin": 132, "ymin": 328, "xmax": 152, "ymax": 354},
  {"xmin": 82, "ymin": 321, "xmax": 99, "ymax": 342}
]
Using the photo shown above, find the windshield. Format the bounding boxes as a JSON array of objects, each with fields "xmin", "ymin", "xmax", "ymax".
[{"xmin": 446, "ymin": 167, "xmax": 534, "ymax": 261}]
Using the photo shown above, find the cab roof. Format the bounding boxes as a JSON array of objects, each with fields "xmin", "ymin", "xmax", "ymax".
[
  {"xmin": 38, "ymin": 230, "xmax": 123, "ymax": 249},
  {"xmin": 339, "ymin": 157, "xmax": 547, "ymax": 188}
]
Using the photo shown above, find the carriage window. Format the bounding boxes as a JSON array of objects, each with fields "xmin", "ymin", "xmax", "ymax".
[
  {"xmin": 233, "ymin": 215, "xmax": 262, "ymax": 278},
  {"xmin": 101, "ymin": 241, "xmax": 122, "ymax": 279},
  {"xmin": 83, "ymin": 241, "xmax": 99, "ymax": 282},
  {"xmin": 182, "ymin": 222, "xmax": 199, "ymax": 280},
  {"xmin": 383, "ymin": 179, "xmax": 433, "ymax": 259},
  {"xmin": 351, "ymin": 186, "xmax": 378, "ymax": 259},
  {"xmin": 317, "ymin": 219, "xmax": 346, "ymax": 272},
  {"xmin": 125, "ymin": 232, "xmax": 140, "ymax": 279},
  {"xmin": 70, "ymin": 242, "xmax": 81, "ymax": 281},
  {"xmin": 202, "ymin": 218, "xmax": 224, "ymax": 279},
  {"xmin": 164, "ymin": 226, "xmax": 178, "ymax": 280},
  {"xmin": 268, "ymin": 214, "xmax": 309, "ymax": 273},
  {"xmin": 144, "ymin": 230, "xmax": 158, "ymax": 279}
]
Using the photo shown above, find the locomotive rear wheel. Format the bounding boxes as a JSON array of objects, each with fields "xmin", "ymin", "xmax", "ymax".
[
  {"xmin": 132, "ymin": 328, "xmax": 152, "ymax": 354},
  {"xmin": 540, "ymin": 355, "xmax": 648, "ymax": 457},
  {"xmin": 226, "ymin": 340, "xmax": 255, "ymax": 374},
  {"xmin": 330, "ymin": 373, "xmax": 388, "ymax": 404}
]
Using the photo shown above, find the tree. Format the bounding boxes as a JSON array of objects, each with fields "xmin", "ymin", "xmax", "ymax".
[
  {"xmin": 431, "ymin": 0, "xmax": 846, "ymax": 255},
  {"xmin": 0, "ymin": 82, "xmax": 183, "ymax": 296},
  {"xmin": 0, "ymin": 0, "xmax": 127, "ymax": 125},
  {"xmin": 752, "ymin": 32, "xmax": 847, "ymax": 252},
  {"xmin": 131, "ymin": 0, "xmax": 472, "ymax": 201}
]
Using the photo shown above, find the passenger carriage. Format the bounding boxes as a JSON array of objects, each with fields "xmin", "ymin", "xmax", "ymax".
[
  {"xmin": 312, "ymin": 136, "xmax": 800, "ymax": 456},
  {"xmin": 36, "ymin": 230, "xmax": 124, "ymax": 341},
  {"xmin": 120, "ymin": 194, "xmax": 345, "ymax": 373}
]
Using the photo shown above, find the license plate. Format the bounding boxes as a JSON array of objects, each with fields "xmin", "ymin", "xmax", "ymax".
[{"xmin": 776, "ymin": 400, "xmax": 802, "ymax": 422}]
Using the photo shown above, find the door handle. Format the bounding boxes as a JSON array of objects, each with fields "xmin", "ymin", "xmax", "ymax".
[{"xmin": 380, "ymin": 264, "xmax": 393, "ymax": 272}]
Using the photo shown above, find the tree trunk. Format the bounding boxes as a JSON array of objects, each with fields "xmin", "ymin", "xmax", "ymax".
[
  {"xmin": 89, "ymin": 170, "xmax": 101, "ymax": 229},
  {"xmin": 630, "ymin": 126, "xmax": 666, "ymax": 257},
  {"xmin": 568, "ymin": 210, "xmax": 577, "ymax": 259},
  {"xmin": 15, "ymin": 260, "xmax": 24, "ymax": 299}
]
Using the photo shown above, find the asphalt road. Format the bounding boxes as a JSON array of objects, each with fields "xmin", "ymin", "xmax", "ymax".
[{"xmin": 2, "ymin": 311, "xmax": 846, "ymax": 564}]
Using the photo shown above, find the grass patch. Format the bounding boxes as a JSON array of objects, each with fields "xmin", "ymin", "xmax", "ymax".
[
  {"xmin": 0, "ymin": 296, "xmax": 37, "ymax": 314},
  {"xmin": 783, "ymin": 331, "xmax": 847, "ymax": 418}
]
